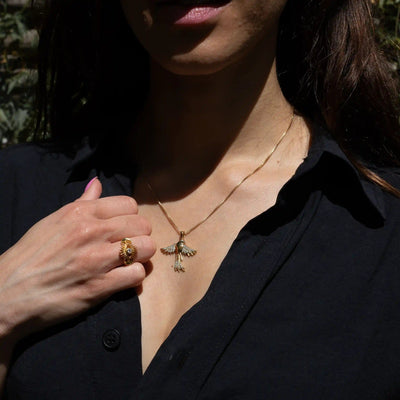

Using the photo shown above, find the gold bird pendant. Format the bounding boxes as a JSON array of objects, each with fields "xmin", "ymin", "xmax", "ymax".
[{"xmin": 160, "ymin": 231, "xmax": 197, "ymax": 272}]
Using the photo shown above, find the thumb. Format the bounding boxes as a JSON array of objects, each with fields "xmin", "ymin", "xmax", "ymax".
[{"xmin": 79, "ymin": 177, "xmax": 102, "ymax": 201}]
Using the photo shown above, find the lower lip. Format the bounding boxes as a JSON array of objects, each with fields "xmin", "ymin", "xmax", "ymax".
[{"xmin": 156, "ymin": 4, "xmax": 228, "ymax": 26}]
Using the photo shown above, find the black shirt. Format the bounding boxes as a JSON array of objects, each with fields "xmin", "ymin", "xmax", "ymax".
[{"xmin": 1, "ymin": 125, "xmax": 400, "ymax": 400}]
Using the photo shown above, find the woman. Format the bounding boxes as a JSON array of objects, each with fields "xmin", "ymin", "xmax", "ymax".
[{"xmin": 1, "ymin": 0, "xmax": 400, "ymax": 398}]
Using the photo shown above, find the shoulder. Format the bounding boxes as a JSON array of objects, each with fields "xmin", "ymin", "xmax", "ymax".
[
  {"xmin": 0, "ymin": 142, "xmax": 73, "ymax": 175},
  {"xmin": 373, "ymin": 166, "xmax": 400, "ymax": 204},
  {"xmin": 0, "ymin": 142, "xmax": 78, "ymax": 197},
  {"xmin": 367, "ymin": 166, "xmax": 400, "ymax": 237},
  {"xmin": 0, "ymin": 143, "xmax": 77, "ymax": 252},
  {"xmin": 377, "ymin": 166, "xmax": 400, "ymax": 187}
]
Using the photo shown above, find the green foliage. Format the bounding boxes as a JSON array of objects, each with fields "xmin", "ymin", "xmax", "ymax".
[
  {"xmin": 374, "ymin": 0, "xmax": 400, "ymax": 70},
  {"xmin": 1, "ymin": 1, "xmax": 400, "ymax": 147},
  {"xmin": 0, "ymin": 0, "xmax": 38, "ymax": 148}
]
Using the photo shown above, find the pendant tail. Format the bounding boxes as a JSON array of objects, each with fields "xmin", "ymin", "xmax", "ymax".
[{"xmin": 173, "ymin": 253, "xmax": 185, "ymax": 272}]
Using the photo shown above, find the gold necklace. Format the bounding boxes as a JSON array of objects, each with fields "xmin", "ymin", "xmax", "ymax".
[{"xmin": 147, "ymin": 113, "xmax": 295, "ymax": 273}]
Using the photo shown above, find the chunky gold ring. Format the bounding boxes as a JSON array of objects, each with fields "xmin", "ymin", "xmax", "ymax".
[{"xmin": 119, "ymin": 238, "xmax": 137, "ymax": 266}]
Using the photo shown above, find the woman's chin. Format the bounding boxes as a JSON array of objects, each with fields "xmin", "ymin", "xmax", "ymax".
[{"xmin": 154, "ymin": 55, "xmax": 233, "ymax": 76}]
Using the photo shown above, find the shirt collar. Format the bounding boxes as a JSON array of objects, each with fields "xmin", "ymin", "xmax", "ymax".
[
  {"xmin": 299, "ymin": 123, "xmax": 386, "ymax": 220},
  {"xmin": 65, "ymin": 123, "xmax": 386, "ymax": 220}
]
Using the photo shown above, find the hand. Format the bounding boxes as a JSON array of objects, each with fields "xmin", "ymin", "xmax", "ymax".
[{"xmin": 0, "ymin": 178, "xmax": 156, "ymax": 344}]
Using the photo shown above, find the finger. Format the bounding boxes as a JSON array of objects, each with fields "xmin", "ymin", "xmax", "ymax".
[
  {"xmin": 105, "ymin": 215, "xmax": 151, "ymax": 242},
  {"xmin": 92, "ymin": 196, "xmax": 138, "ymax": 219},
  {"xmin": 79, "ymin": 177, "xmax": 102, "ymax": 201},
  {"xmin": 58, "ymin": 196, "xmax": 138, "ymax": 223},
  {"xmin": 105, "ymin": 236, "xmax": 156, "ymax": 268},
  {"xmin": 79, "ymin": 263, "xmax": 146, "ymax": 303},
  {"xmin": 102, "ymin": 262, "xmax": 146, "ymax": 295}
]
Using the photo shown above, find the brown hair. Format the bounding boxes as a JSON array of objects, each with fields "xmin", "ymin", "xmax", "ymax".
[
  {"xmin": 278, "ymin": 0, "xmax": 400, "ymax": 195},
  {"xmin": 35, "ymin": 0, "xmax": 400, "ymax": 194}
]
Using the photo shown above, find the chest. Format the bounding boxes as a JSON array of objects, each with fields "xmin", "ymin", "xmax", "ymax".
[
  {"xmin": 136, "ymin": 187, "xmax": 280, "ymax": 372},
  {"xmin": 7, "ymin": 196, "xmax": 400, "ymax": 400}
]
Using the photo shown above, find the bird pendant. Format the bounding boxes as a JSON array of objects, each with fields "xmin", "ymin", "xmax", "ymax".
[{"xmin": 160, "ymin": 231, "xmax": 197, "ymax": 272}]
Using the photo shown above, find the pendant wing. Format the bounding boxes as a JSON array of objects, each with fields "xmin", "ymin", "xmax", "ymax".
[
  {"xmin": 161, "ymin": 243, "xmax": 177, "ymax": 255},
  {"xmin": 181, "ymin": 245, "xmax": 197, "ymax": 257}
]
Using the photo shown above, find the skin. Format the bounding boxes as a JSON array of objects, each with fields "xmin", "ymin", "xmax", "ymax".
[
  {"xmin": 0, "ymin": 0, "xmax": 312, "ymax": 389},
  {"xmin": 121, "ymin": 0, "xmax": 286, "ymax": 76},
  {"xmin": 120, "ymin": 0, "xmax": 311, "ymax": 372},
  {"xmin": 120, "ymin": 0, "xmax": 294, "ymax": 188}
]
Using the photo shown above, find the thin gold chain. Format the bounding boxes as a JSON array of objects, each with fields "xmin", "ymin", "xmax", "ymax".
[{"xmin": 147, "ymin": 112, "xmax": 295, "ymax": 236}]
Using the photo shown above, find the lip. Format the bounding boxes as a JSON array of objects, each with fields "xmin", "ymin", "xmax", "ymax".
[
  {"xmin": 155, "ymin": 0, "xmax": 230, "ymax": 5},
  {"xmin": 153, "ymin": 1, "xmax": 231, "ymax": 26}
]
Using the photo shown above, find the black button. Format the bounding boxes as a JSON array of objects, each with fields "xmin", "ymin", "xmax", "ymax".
[{"xmin": 102, "ymin": 329, "xmax": 121, "ymax": 351}]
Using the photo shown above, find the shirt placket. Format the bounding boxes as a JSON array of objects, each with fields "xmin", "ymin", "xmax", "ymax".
[{"xmin": 132, "ymin": 183, "xmax": 323, "ymax": 400}]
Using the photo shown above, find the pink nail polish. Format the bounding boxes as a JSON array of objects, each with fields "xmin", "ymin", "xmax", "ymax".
[{"xmin": 84, "ymin": 177, "xmax": 97, "ymax": 192}]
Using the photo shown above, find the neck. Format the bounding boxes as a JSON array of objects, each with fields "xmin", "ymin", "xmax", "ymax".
[{"xmin": 132, "ymin": 36, "xmax": 294, "ymax": 195}]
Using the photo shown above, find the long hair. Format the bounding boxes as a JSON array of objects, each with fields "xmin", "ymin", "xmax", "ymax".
[
  {"xmin": 35, "ymin": 0, "xmax": 148, "ymax": 146},
  {"xmin": 35, "ymin": 0, "xmax": 400, "ymax": 193}
]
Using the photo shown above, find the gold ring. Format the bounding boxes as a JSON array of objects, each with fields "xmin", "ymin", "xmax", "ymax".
[{"xmin": 119, "ymin": 238, "xmax": 137, "ymax": 266}]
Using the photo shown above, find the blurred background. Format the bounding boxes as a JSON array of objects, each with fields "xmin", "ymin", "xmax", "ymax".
[{"xmin": 1, "ymin": 0, "xmax": 400, "ymax": 148}]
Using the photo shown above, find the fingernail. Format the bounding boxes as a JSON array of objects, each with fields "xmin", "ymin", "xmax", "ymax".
[{"xmin": 85, "ymin": 177, "xmax": 98, "ymax": 192}]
